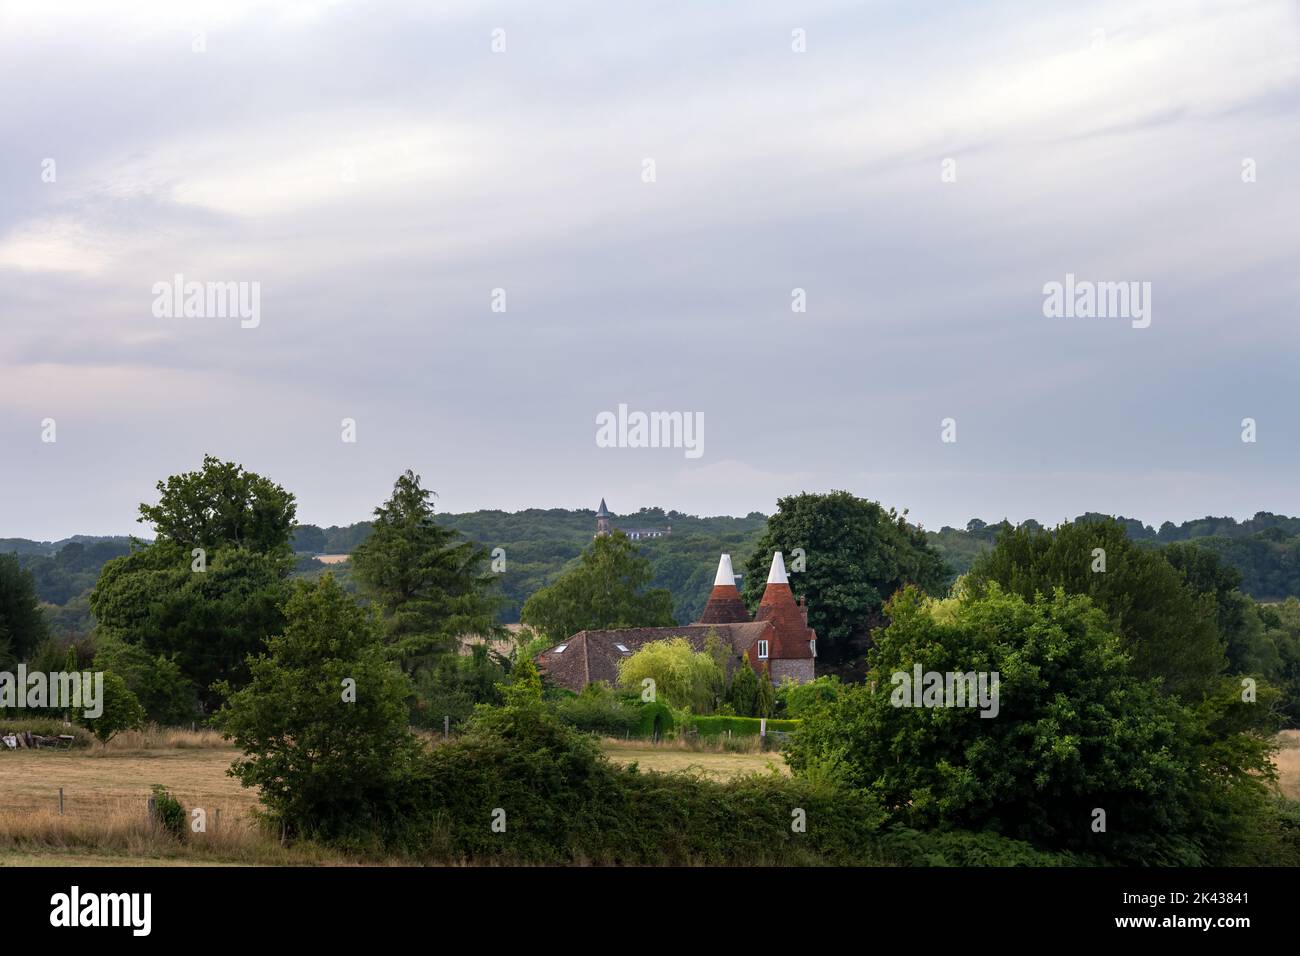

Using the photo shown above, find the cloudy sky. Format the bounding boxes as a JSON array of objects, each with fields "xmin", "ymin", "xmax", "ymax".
[{"xmin": 2, "ymin": 0, "xmax": 1298, "ymax": 539}]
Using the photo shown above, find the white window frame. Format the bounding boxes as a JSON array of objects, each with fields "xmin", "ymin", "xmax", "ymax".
[
  {"xmin": 757, "ymin": 640, "xmax": 769, "ymax": 660},
  {"xmin": 809, "ymin": 639, "xmax": 817, "ymax": 658}
]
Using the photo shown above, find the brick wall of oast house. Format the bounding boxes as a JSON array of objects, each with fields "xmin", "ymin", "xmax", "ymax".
[{"xmin": 769, "ymin": 658, "xmax": 815, "ymax": 686}]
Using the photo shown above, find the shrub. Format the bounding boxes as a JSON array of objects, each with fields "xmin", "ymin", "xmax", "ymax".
[
  {"xmin": 787, "ymin": 584, "xmax": 1281, "ymax": 865},
  {"xmin": 213, "ymin": 576, "xmax": 430, "ymax": 851},
  {"xmin": 777, "ymin": 675, "xmax": 842, "ymax": 718},
  {"xmin": 689, "ymin": 715, "xmax": 799, "ymax": 738},
  {"xmin": 417, "ymin": 681, "xmax": 884, "ymax": 864},
  {"xmin": 150, "ymin": 785, "xmax": 187, "ymax": 840}
]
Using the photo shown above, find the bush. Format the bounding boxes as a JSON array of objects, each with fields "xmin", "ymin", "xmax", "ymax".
[
  {"xmin": 689, "ymin": 715, "xmax": 799, "ymax": 738},
  {"xmin": 417, "ymin": 679, "xmax": 884, "ymax": 864},
  {"xmin": 876, "ymin": 826, "xmax": 1099, "ymax": 867},
  {"xmin": 150, "ymin": 785, "xmax": 187, "ymax": 840},
  {"xmin": 777, "ymin": 675, "xmax": 842, "ymax": 718},
  {"xmin": 551, "ymin": 683, "xmax": 673, "ymax": 738},
  {"xmin": 213, "ymin": 576, "xmax": 430, "ymax": 851},
  {"xmin": 787, "ymin": 584, "xmax": 1281, "ymax": 865}
]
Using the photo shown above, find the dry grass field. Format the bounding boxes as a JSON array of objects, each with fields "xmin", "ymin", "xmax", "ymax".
[
  {"xmin": 1275, "ymin": 729, "xmax": 1300, "ymax": 800},
  {"xmin": 1, "ymin": 729, "xmax": 1296, "ymax": 865}
]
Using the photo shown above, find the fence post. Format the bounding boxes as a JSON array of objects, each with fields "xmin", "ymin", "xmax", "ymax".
[
  {"xmin": 58, "ymin": 787, "xmax": 64, "ymax": 816},
  {"xmin": 147, "ymin": 795, "xmax": 156, "ymax": 830}
]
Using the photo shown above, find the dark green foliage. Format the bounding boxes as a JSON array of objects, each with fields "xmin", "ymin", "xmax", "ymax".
[
  {"xmin": 292, "ymin": 507, "xmax": 768, "ymax": 624},
  {"xmin": 740, "ymin": 491, "xmax": 949, "ymax": 659},
  {"xmin": 150, "ymin": 785, "xmax": 187, "ymax": 840},
  {"xmin": 138, "ymin": 455, "xmax": 297, "ymax": 555},
  {"xmin": 91, "ymin": 543, "xmax": 290, "ymax": 710},
  {"xmin": 417, "ymin": 676, "xmax": 885, "ymax": 864},
  {"xmin": 876, "ymin": 826, "xmax": 1097, "ymax": 867},
  {"xmin": 521, "ymin": 532, "xmax": 675, "ymax": 641},
  {"xmin": 0, "ymin": 553, "xmax": 49, "ymax": 663},
  {"xmin": 79, "ymin": 671, "xmax": 145, "ymax": 745},
  {"xmin": 965, "ymin": 518, "xmax": 1225, "ymax": 700},
  {"xmin": 929, "ymin": 510, "xmax": 1300, "ymax": 604},
  {"xmin": 787, "ymin": 585, "xmax": 1281, "ymax": 865},
  {"xmin": 776, "ymin": 675, "xmax": 842, "ymax": 718},
  {"xmin": 727, "ymin": 657, "xmax": 759, "ymax": 716},
  {"xmin": 350, "ymin": 470, "xmax": 501, "ymax": 675},
  {"xmin": 688, "ymin": 715, "xmax": 799, "ymax": 737},
  {"xmin": 550, "ymin": 682, "xmax": 672, "ymax": 737},
  {"xmin": 213, "ymin": 576, "xmax": 428, "ymax": 849},
  {"xmin": 92, "ymin": 635, "xmax": 199, "ymax": 725},
  {"xmin": 409, "ymin": 643, "xmax": 506, "ymax": 731}
]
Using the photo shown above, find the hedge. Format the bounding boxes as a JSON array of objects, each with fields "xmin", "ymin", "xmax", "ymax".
[{"xmin": 688, "ymin": 716, "xmax": 799, "ymax": 737}]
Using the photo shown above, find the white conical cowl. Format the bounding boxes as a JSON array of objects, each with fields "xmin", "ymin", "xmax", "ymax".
[
  {"xmin": 713, "ymin": 554, "xmax": 736, "ymax": 586},
  {"xmin": 767, "ymin": 551, "xmax": 788, "ymax": 585}
]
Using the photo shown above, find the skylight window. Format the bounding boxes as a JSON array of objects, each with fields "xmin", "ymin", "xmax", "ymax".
[
  {"xmin": 553, "ymin": 644, "xmax": 568, "ymax": 654},
  {"xmin": 615, "ymin": 643, "xmax": 629, "ymax": 653}
]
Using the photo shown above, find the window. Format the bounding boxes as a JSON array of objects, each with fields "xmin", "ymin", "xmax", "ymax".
[
  {"xmin": 757, "ymin": 640, "xmax": 769, "ymax": 660},
  {"xmin": 553, "ymin": 644, "xmax": 568, "ymax": 654},
  {"xmin": 809, "ymin": 639, "xmax": 817, "ymax": 658},
  {"xmin": 615, "ymin": 643, "xmax": 629, "ymax": 653}
]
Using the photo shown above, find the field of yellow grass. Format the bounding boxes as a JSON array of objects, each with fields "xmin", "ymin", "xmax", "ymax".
[
  {"xmin": 1, "ymin": 729, "xmax": 1297, "ymax": 865},
  {"xmin": 1275, "ymin": 730, "xmax": 1300, "ymax": 800}
]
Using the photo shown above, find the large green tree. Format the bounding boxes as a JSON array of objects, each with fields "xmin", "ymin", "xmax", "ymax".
[
  {"xmin": 213, "ymin": 576, "xmax": 421, "ymax": 845},
  {"xmin": 521, "ymin": 532, "xmax": 675, "ymax": 641},
  {"xmin": 91, "ymin": 457, "xmax": 297, "ymax": 710},
  {"xmin": 138, "ymin": 454, "xmax": 297, "ymax": 554},
  {"xmin": 350, "ymin": 470, "xmax": 501, "ymax": 674},
  {"xmin": 740, "ymin": 491, "xmax": 950, "ymax": 659},
  {"xmin": 0, "ymin": 553, "xmax": 49, "ymax": 664},
  {"xmin": 787, "ymin": 585, "xmax": 1279, "ymax": 865},
  {"xmin": 965, "ymin": 518, "xmax": 1225, "ymax": 700},
  {"xmin": 91, "ymin": 543, "xmax": 289, "ymax": 711}
]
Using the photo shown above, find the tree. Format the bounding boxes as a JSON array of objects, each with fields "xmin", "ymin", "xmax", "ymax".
[
  {"xmin": 786, "ymin": 585, "xmax": 1278, "ymax": 865},
  {"xmin": 91, "ymin": 542, "xmax": 289, "ymax": 711},
  {"xmin": 350, "ymin": 470, "xmax": 501, "ymax": 674},
  {"xmin": 521, "ymin": 532, "xmax": 675, "ymax": 641},
  {"xmin": 80, "ymin": 671, "xmax": 145, "ymax": 745},
  {"xmin": 616, "ymin": 637, "xmax": 723, "ymax": 712},
  {"xmin": 726, "ymin": 657, "xmax": 759, "ymax": 716},
  {"xmin": 0, "ymin": 554, "xmax": 49, "ymax": 664},
  {"xmin": 212, "ymin": 576, "xmax": 421, "ymax": 844},
  {"xmin": 756, "ymin": 665, "xmax": 776, "ymax": 718},
  {"xmin": 966, "ymin": 518, "xmax": 1225, "ymax": 700},
  {"xmin": 93, "ymin": 635, "xmax": 199, "ymax": 725},
  {"xmin": 138, "ymin": 455, "xmax": 297, "ymax": 554},
  {"xmin": 740, "ymin": 491, "xmax": 950, "ymax": 660}
]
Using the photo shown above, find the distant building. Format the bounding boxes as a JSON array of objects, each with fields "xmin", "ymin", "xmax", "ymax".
[
  {"xmin": 537, "ymin": 552, "xmax": 816, "ymax": 692},
  {"xmin": 594, "ymin": 498, "xmax": 671, "ymax": 540}
]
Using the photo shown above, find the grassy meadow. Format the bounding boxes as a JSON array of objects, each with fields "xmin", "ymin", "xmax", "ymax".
[{"xmin": 2, "ymin": 728, "xmax": 1296, "ymax": 866}]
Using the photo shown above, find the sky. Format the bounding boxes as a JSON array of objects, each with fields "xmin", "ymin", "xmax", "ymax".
[{"xmin": 1, "ymin": 0, "xmax": 1298, "ymax": 539}]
